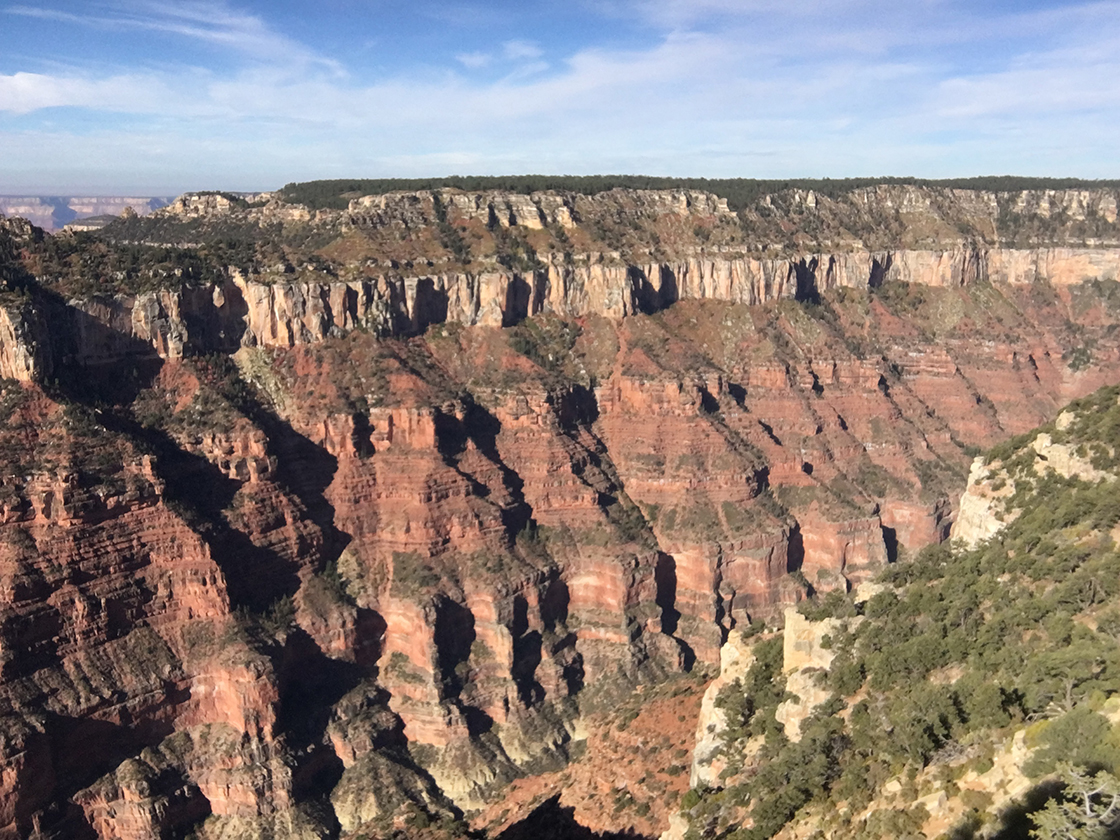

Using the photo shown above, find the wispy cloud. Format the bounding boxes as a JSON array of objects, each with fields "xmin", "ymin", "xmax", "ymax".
[
  {"xmin": 0, "ymin": 70, "xmax": 177, "ymax": 115},
  {"xmin": 455, "ymin": 39, "xmax": 546, "ymax": 74},
  {"xmin": 2, "ymin": 0, "xmax": 1118, "ymax": 191},
  {"xmin": 6, "ymin": 0, "xmax": 340, "ymax": 71},
  {"xmin": 502, "ymin": 39, "xmax": 544, "ymax": 61},
  {"xmin": 456, "ymin": 51, "xmax": 492, "ymax": 69}
]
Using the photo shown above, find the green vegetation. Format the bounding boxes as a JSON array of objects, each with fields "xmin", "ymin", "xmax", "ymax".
[
  {"xmin": 24, "ymin": 230, "xmax": 230, "ymax": 297},
  {"xmin": 280, "ymin": 176, "xmax": 1120, "ymax": 212},
  {"xmin": 683, "ymin": 383, "xmax": 1120, "ymax": 840},
  {"xmin": 507, "ymin": 315, "xmax": 582, "ymax": 375},
  {"xmin": 389, "ymin": 550, "xmax": 441, "ymax": 598},
  {"xmin": 430, "ymin": 191, "xmax": 471, "ymax": 264},
  {"xmin": 492, "ymin": 226, "xmax": 543, "ymax": 272},
  {"xmin": 1029, "ymin": 763, "xmax": 1120, "ymax": 839}
]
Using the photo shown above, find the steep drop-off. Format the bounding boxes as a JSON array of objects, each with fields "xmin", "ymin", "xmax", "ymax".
[
  {"xmin": 676, "ymin": 384, "xmax": 1120, "ymax": 840},
  {"xmin": 0, "ymin": 184, "xmax": 1118, "ymax": 838}
]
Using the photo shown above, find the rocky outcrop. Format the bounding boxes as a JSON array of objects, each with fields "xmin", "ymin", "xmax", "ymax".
[
  {"xmin": 10, "ymin": 180, "xmax": 1120, "ymax": 378},
  {"xmin": 6, "ymin": 245, "xmax": 1117, "ymax": 373},
  {"xmin": 952, "ymin": 404, "xmax": 1119, "ymax": 547},
  {"xmin": 690, "ymin": 632, "xmax": 758, "ymax": 789},
  {"xmin": 775, "ymin": 608, "xmax": 862, "ymax": 741},
  {"xmin": 3, "ymin": 185, "xmax": 1120, "ymax": 838},
  {"xmin": 1028, "ymin": 429, "xmax": 1115, "ymax": 483},
  {"xmin": 950, "ymin": 457, "xmax": 1016, "ymax": 548},
  {"xmin": 0, "ymin": 302, "xmax": 51, "ymax": 382}
]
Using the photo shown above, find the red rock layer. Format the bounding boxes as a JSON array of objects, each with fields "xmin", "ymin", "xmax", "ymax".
[{"xmin": 1, "ymin": 277, "xmax": 1119, "ymax": 837}]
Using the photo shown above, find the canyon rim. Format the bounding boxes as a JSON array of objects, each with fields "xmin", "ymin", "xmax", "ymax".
[{"xmin": 0, "ymin": 179, "xmax": 1119, "ymax": 839}]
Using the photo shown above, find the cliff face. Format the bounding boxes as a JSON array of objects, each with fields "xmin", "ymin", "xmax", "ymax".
[
  {"xmin": 5, "ymin": 183, "xmax": 1120, "ymax": 378},
  {"xmin": 671, "ymin": 384, "xmax": 1120, "ymax": 840},
  {"xmin": 951, "ymin": 403, "xmax": 1120, "ymax": 547},
  {"xmin": 2, "ymin": 244, "xmax": 1116, "ymax": 376},
  {"xmin": 0, "ymin": 186, "xmax": 1119, "ymax": 838}
]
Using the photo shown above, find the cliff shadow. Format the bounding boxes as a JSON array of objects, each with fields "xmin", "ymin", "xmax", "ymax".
[
  {"xmin": 786, "ymin": 524, "xmax": 805, "ymax": 573},
  {"xmin": 510, "ymin": 595, "xmax": 544, "ymax": 706},
  {"xmin": 550, "ymin": 384, "xmax": 600, "ymax": 432},
  {"xmin": 498, "ymin": 794, "xmax": 652, "ymax": 840},
  {"xmin": 539, "ymin": 574, "xmax": 584, "ymax": 696},
  {"xmin": 503, "ymin": 274, "xmax": 533, "ymax": 327},
  {"xmin": 654, "ymin": 553, "xmax": 681, "ymax": 636},
  {"xmin": 943, "ymin": 779, "xmax": 1070, "ymax": 840},
  {"xmin": 96, "ymin": 413, "xmax": 304, "ymax": 612},
  {"xmin": 658, "ymin": 264, "xmax": 680, "ymax": 309},
  {"xmin": 0, "ymin": 253, "xmax": 164, "ymax": 407},
  {"xmin": 354, "ymin": 606, "xmax": 388, "ymax": 673},
  {"xmin": 37, "ymin": 704, "xmax": 186, "ymax": 838},
  {"xmin": 630, "ymin": 266, "xmax": 658, "ymax": 315},
  {"xmin": 278, "ymin": 628, "xmax": 364, "ymax": 744},
  {"xmin": 699, "ymin": 386, "xmax": 720, "ymax": 414},
  {"xmin": 48, "ymin": 301, "xmax": 167, "ymax": 406},
  {"xmin": 437, "ymin": 398, "xmax": 534, "ymax": 539},
  {"xmin": 250, "ymin": 406, "xmax": 352, "ymax": 568},
  {"xmin": 541, "ymin": 574, "xmax": 571, "ymax": 634},
  {"xmin": 434, "ymin": 596, "xmax": 498, "ymax": 737},
  {"xmin": 434, "ymin": 596, "xmax": 476, "ymax": 701},
  {"xmin": 413, "ymin": 277, "xmax": 449, "ymax": 333},
  {"xmin": 758, "ymin": 420, "xmax": 782, "ymax": 446},
  {"xmin": 384, "ymin": 276, "xmax": 415, "ymax": 335},
  {"xmin": 654, "ymin": 553, "xmax": 698, "ymax": 671},
  {"xmin": 794, "ymin": 258, "xmax": 821, "ymax": 305},
  {"xmin": 869, "ymin": 254, "xmax": 893, "ymax": 289},
  {"xmin": 275, "ymin": 627, "xmax": 373, "ymax": 804},
  {"xmin": 531, "ymin": 269, "xmax": 549, "ymax": 317},
  {"xmin": 881, "ymin": 525, "xmax": 899, "ymax": 563},
  {"xmin": 0, "ymin": 587, "xmax": 64, "ymax": 679},
  {"xmin": 787, "ymin": 524, "xmax": 815, "ymax": 596},
  {"xmin": 630, "ymin": 264, "xmax": 679, "ymax": 315},
  {"xmin": 182, "ymin": 280, "xmax": 249, "ymax": 353},
  {"xmin": 727, "ymin": 382, "xmax": 747, "ymax": 406}
]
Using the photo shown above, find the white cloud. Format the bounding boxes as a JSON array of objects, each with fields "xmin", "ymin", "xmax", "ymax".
[
  {"xmin": 6, "ymin": 0, "xmax": 340, "ymax": 71},
  {"xmin": 0, "ymin": 70, "xmax": 176, "ymax": 115},
  {"xmin": 3, "ymin": 0, "xmax": 1119, "ymax": 190},
  {"xmin": 456, "ymin": 51, "xmax": 492, "ymax": 69},
  {"xmin": 503, "ymin": 39, "xmax": 544, "ymax": 60}
]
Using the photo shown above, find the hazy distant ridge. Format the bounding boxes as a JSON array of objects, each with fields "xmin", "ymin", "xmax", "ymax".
[{"xmin": 0, "ymin": 196, "xmax": 172, "ymax": 231}]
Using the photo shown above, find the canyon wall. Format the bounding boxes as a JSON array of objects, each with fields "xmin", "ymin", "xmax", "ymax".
[
  {"xmin": 0, "ymin": 185, "xmax": 1118, "ymax": 838},
  {"xmin": 2, "ymin": 244, "xmax": 1118, "ymax": 383}
]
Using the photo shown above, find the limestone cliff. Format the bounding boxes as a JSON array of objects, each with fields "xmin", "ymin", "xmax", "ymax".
[
  {"xmin": 691, "ymin": 632, "xmax": 758, "ymax": 790},
  {"xmin": 952, "ymin": 403, "xmax": 1119, "ymax": 547},
  {"xmin": 4, "ymin": 244, "xmax": 1118, "ymax": 372},
  {"xmin": 5, "ymin": 183, "xmax": 1120, "ymax": 375},
  {"xmin": 672, "ymin": 384, "xmax": 1120, "ymax": 840},
  {"xmin": 1, "ymin": 185, "xmax": 1120, "ymax": 839}
]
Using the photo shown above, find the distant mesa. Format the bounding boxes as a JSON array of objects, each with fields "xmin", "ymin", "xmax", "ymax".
[
  {"xmin": 0, "ymin": 195, "xmax": 174, "ymax": 231},
  {"xmin": 63, "ymin": 214, "xmax": 126, "ymax": 233}
]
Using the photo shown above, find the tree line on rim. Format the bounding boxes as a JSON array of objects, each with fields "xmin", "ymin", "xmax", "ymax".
[{"xmin": 279, "ymin": 176, "xmax": 1120, "ymax": 212}]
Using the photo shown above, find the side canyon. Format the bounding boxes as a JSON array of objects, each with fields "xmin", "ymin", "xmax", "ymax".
[{"xmin": 0, "ymin": 182, "xmax": 1118, "ymax": 839}]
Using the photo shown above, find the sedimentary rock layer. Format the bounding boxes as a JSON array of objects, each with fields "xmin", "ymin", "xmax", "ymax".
[{"xmin": 0, "ymin": 186, "xmax": 1118, "ymax": 838}]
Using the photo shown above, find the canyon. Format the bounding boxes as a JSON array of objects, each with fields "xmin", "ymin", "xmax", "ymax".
[
  {"xmin": 0, "ymin": 198, "xmax": 171, "ymax": 233},
  {"xmin": 0, "ymin": 182, "xmax": 1118, "ymax": 839},
  {"xmin": 675, "ymin": 383, "xmax": 1120, "ymax": 840}
]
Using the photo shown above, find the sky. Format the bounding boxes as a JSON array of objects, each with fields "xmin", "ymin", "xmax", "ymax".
[{"xmin": 1, "ymin": 0, "xmax": 1118, "ymax": 194}]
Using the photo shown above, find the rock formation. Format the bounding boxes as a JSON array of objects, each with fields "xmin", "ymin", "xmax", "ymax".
[
  {"xmin": 0, "ymin": 183, "xmax": 1119, "ymax": 838},
  {"xmin": 671, "ymin": 383, "xmax": 1120, "ymax": 840}
]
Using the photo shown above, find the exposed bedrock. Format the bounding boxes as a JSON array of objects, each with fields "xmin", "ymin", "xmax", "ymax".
[
  {"xmin": 1, "ymin": 244, "xmax": 1120, "ymax": 832},
  {"xmin": 3, "ymin": 245, "xmax": 1120, "ymax": 383}
]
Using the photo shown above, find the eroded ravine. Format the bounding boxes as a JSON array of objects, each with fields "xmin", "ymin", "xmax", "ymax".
[{"xmin": 2, "ymin": 184, "xmax": 1120, "ymax": 838}]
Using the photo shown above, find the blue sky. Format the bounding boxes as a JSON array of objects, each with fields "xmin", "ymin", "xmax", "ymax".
[{"xmin": 1, "ymin": 0, "xmax": 1118, "ymax": 194}]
